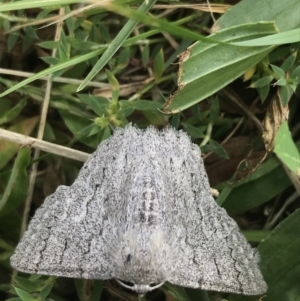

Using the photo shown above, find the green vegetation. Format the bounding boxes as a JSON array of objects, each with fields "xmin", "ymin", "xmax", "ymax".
[{"xmin": 0, "ymin": 0, "xmax": 299, "ymax": 300}]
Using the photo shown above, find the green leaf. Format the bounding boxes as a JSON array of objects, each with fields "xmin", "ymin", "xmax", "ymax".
[
  {"xmin": 0, "ymin": 0, "xmax": 83, "ymax": 12},
  {"xmin": 274, "ymin": 121, "xmax": 300, "ymax": 176},
  {"xmin": 23, "ymin": 26, "xmax": 37, "ymax": 52},
  {"xmin": 271, "ymin": 64, "xmax": 285, "ymax": 78},
  {"xmin": 13, "ymin": 277, "xmax": 43, "ymax": 293},
  {"xmin": 257, "ymin": 84, "xmax": 270, "ymax": 102},
  {"xmin": 242, "ymin": 230, "xmax": 271, "ymax": 243},
  {"xmin": 213, "ymin": 0, "xmax": 300, "ymax": 32},
  {"xmin": 142, "ymin": 44, "xmax": 150, "ymax": 68},
  {"xmin": 229, "ymin": 209, "xmax": 300, "ymax": 301},
  {"xmin": 153, "ymin": 48, "xmax": 164, "ymax": 80},
  {"xmin": 222, "ymin": 156, "xmax": 291, "ymax": 214},
  {"xmin": 14, "ymin": 287, "xmax": 36, "ymax": 301},
  {"xmin": 0, "ymin": 19, "xmax": 187, "ymax": 97},
  {"xmin": 164, "ymin": 22, "xmax": 277, "ymax": 113},
  {"xmin": 38, "ymin": 281, "xmax": 54, "ymax": 300},
  {"xmin": 105, "ymin": 70, "xmax": 119, "ymax": 101},
  {"xmin": 0, "ymin": 99, "xmax": 27, "ymax": 125},
  {"xmin": 182, "ymin": 123, "xmax": 205, "ymax": 139},
  {"xmin": 279, "ymin": 85, "xmax": 294, "ymax": 106},
  {"xmin": 231, "ymin": 28, "xmax": 300, "ymax": 46},
  {"xmin": 77, "ymin": 0, "xmax": 157, "ymax": 91},
  {"xmin": 0, "ymin": 146, "xmax": 31, "ymax": 215},
  {"xmin": 8, "ymin": 31, "xmax": 19, "ymax": 52},
  {"xmin": 40, "ymin": 56, "xmax": 61, "ymax": 65},
  {"xmin": 59, "ymin": 110, "xmax": 102, "ymax": 148},
  {"xmin": 275, "ymin": 78, "xmax": 287, "ymax": 86},
  {"xmin": 77, "ymin": 94, "xmax": 108, "ymax": 116},
  {"xmin": 37, "ymin": 41, "xmax": 60, "ymax": 50},
  {"xmin": 280, "ymin": 51, "xmax": 297, "ymax": 71},
  {"xmin": 103, "ymin": 1, "xmax": 222, "ymax": 46},
  {"xmin": 291, "ymin": 65, "xmax": 300, "ymax": 79},
  {"xmin": 250, "ymin": 75, "xmax": 273, "ymax": 88}
]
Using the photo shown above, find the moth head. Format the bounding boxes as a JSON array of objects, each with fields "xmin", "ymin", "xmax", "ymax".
[{"xmin": 116, "ymin": 279, "xmax": 165, "ymax": 295}]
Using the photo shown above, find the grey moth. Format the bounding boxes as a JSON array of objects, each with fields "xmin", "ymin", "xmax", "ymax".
[{"xmin": 11, "ymin": 125, "xmax": 267, "ymax": 295}]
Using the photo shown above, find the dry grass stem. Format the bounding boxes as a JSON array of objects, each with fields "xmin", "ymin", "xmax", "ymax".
[{"xmin": 0, "ymin": 128, "xmax": 89, "ymax": 162}]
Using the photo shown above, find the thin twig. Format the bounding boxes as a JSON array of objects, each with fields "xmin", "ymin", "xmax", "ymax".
[
  {"xmin": 223, "ymin": 89, "xmax": 263, "ymax": 133},
  {"xmin": 0, "ymin": 129, "xmax": 89, "ymax": 162},
  {"xmin": 264, "ymin": 192, "xmax": 299, "ymax": 229},
  {"xmin": 206, "ymin": 0, "xmax": 216, "ymax": 22},
  {"xmin": 203, "ymin": 117, "xmax": 245, "ymax": 160}
]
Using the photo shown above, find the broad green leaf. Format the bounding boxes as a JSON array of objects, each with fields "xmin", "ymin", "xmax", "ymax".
[
  {"xmin": 77, "ymin": 0, "xmax": 157, "ymax": 91},
  {"xmin": 0, "ymin": 146, "xmax": 31, "ymax": 215},
  {"xmin": 229, "ymin": 209, "xmax": 300, "ymax": 301},
  {"xmin": 274, "ymin": 121, "xmax": 300, "ymax": 176},
  {"xmin": 164, "ymin": 22, "xmax": 277, "ymax": 113},
  {"xmin": 212, "ymin": 0, "xmax": 300, "ymax": 32},
  {"xmin": 231, "ymin": 28, "xmax": 300, "ymax": 46},
  {"xmin": 222, "ymin": 156, "xmax": 291, "ymax": 214}
]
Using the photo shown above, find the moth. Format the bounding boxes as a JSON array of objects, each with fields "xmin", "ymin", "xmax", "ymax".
[{"xmin": 11, "ymin": 125, "xmax": 267, "ymax": 295}]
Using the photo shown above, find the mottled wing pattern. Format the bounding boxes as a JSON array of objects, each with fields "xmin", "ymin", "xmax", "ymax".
[
  {"xmin": 11, "ymin": 133, "xmax": 129, "ymax": 278},
  {"xmin": 158, "ymin": 130, "xmax": 267, "ymax": 294},
  {"xmin": 11, "ymin": 125, "xmax": 267, "ymax": 295}
]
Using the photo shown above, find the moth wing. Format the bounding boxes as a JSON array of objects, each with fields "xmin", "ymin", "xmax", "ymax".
[
  {"xmin": 162, "ymin": 131, "xmax": 267, "ymax": 295},
  {"xmin": 169, "ymin": 196, "xmax": 267, "ymax": 294},
  {"xmin": 10, "ymin": 136, "xmax": 127, "ymax": 279}
]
